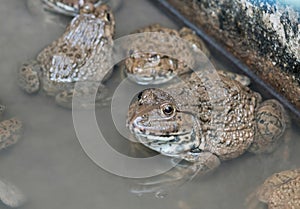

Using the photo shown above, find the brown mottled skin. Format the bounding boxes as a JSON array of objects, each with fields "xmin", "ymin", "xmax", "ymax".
[
  {"xmin": 0, "ymin": 103, "xmax": 22, "ymax": 150},
  {"xmin": 246, "ymin": 169, "xmax": 300, "ymax": 209}
]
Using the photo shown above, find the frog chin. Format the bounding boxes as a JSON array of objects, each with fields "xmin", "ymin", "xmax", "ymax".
[
  {"xmin": 134, "ymin": 129, "xmax": 198, "ymax": 157},
  {"xmin": 126, "ymin": 71, "xmax": 175, "ymax": 85}
]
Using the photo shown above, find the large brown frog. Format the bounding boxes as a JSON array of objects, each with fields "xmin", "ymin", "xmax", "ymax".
[
  {"xmin": 127, "ymin": 70, "xmax": 288, "ymax": 182},
  {"xmin": 246, "ymin": 168, "xmax": 300, "ymax": 209}
]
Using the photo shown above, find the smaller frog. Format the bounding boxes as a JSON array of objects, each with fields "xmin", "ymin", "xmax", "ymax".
[
  {"xmin": 18, "ymin": 4, "xmax": 115, "ymax": 108},
  {"xmin": 246, "ymin": 168, "xmax": 300, "ymax": 209},
  {"xmin": 124, "ymin": 24, "xmax": 214, "ymax": 85},
  {"xmin": 0, "ymin": 103, "xmax": 23, "ymax": 150}
]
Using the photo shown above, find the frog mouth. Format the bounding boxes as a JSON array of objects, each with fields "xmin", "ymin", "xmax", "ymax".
[
  {"xmin": 133, "ymin": 129, "xmax": 197, "ymax": 156},
  {"xmin": 126, "ymin": 71, "xmax": 174, "ymax": 85},
  {"xmin": 133, "ymin": 128, "xmax": 195, "ymax": 143}
]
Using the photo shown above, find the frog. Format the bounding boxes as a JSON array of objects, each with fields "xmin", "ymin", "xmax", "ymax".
[
  {"xmin": 18, "ymin": 3, "xmax": 115, "ymax": 108},
  {"xmin": 123, "ymin": 24, "xmax": 251, "ymax": 86},
  {"xmin": 246, "ymin": 168, "xmax": 300, "ymax": 209},
  {"xmin": 123, "ymin": 24, "xmax": 208, "ymax": 85},
  {"xmin": 0, "ymin": 103, "xmax": 23, "ymax": 150},
  {"xmin": 127, "ymin": 70, "xmax": 288, "ymax": 191}
]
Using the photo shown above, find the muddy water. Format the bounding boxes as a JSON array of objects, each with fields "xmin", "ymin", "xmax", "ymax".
[{"xmin": 0, "ymin": 0, "xmax": 299, "ymax": 209}]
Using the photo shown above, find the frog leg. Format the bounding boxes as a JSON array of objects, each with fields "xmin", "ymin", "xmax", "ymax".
[
  {"xmin": 18, "ymin": 60, "xmax": 41, "ymax": 94},
  {"xmin": 0, "ymin": 118, "xmax": 23, "ymax": 150},
  {"xmin": 55, "ymin": 82, "xmax": 110, "ymax": 109},
  {"xmin": 268, "ymin": 175, "xmax": 300, "ymax": 209},
  {"xmin": 217, "ymin": 70, "xmax": 251, "ymax": 86},
  {"xmin": 249, "ymin": 99, "xmax": 289, "ymax": 154},
  {"xmin": 130, "ymin": 152, "xmax": 220, "ymax": 196}
]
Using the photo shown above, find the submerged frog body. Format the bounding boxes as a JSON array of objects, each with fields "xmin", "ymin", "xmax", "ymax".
[
  {"xmin": 124, "ymin": 24, "xmax": 214, "ymax": 85},
  {"xmin": 0, "ymin": 104, "xmax": 25, "ymax": 208},
  {"xmin": 0, "ymin": 178, "xmax": 26, "ymax": 208},
  {"xmin": 246, "ymin": 169, "xmax": 300, "ymax": 209},
  {"xmin": 18, "ymin": 4, "xmax": 115, "ymax": 108},
  {"xmin": 127, "ymin": 71, "xmax": 288, "ymax": 176},
  {"xmin": 0, "ymin": 103, "xmax": 22, "ymax": 150}
]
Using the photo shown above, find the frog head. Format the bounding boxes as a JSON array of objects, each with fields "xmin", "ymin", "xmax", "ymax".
[
  {"xmin": 124, "ymin": 51, "xmax": 183, "ymax": 85},
  {"xmin": 127, "ymin": 88, "xmax": 200, "ymax": 157}
]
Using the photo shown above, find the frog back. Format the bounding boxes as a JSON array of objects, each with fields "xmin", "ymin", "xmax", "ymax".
[
  {"xmin": 37, "ymin": 12, "xmax": 114, "ymax": 84},
  {"xmin": 169, "ymin": 72, "xmax": 260, "ymax": 160},
  {"xmin": 201, "ymin": 74, "xmax": 260, "ymax": 160}
]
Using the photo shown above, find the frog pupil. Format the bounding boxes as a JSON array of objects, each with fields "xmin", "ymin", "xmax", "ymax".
[{"xmin": 163, "ymin": 105, "xmax": 174, "ymax": 115}]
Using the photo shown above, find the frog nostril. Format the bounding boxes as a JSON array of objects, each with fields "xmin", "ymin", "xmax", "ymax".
[{"xmin": 106, "ymin": 12, "xmax": 111, "ymax": 22}]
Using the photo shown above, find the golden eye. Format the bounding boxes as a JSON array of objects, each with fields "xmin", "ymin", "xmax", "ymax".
[{"xmin": 161, "ymin": 103, "xmax": 176, "ymax": 116}]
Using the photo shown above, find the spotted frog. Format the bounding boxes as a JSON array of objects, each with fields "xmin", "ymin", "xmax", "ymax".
[
  {"xmin": 246, "ymin": 168, "xmax": 300, "ymax": 209},
  {"xmin": 127, "ymin": 71, "xmax": 288, "ymax": 183},
  {"xmin": 18, "ymin": 4, "xmax": 115, "ymax": 108},
  {"xmin": 0, "ymin": 103, "xmax": 22, "ymax": 150}
]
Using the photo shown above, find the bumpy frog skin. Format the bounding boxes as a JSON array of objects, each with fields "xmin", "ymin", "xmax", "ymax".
[
  {"xmin": 18, "ymin": 4, "xmax": 115, "ymax": 108},
  {"xmin": 246, "ymin": 169, "xmax": 300, "ymax": 209},
  {"xmin": 124, "ymin": 24, "xmax": 210, "ymax": 85},
  {"xmin": 127, "ymin": 72, "xmax": 288, "ymax": 178},
  {"xmin": 0, "ymin": 103, "xmax": 22, "ymax": 150}
]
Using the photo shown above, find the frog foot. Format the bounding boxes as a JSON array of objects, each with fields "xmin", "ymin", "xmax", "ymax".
[
  {"xmin": 249, "ymin": 99, "xmax": 289, "ymax": 154},
  {"xmin": 18, "ymin": 60, "xmax": 41, "ymax": 94},
  {"xmin": 131, "ymin": 152, "xmax": 220, "ymax": 196}
]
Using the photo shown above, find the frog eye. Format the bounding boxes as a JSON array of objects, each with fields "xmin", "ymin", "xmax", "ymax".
[
  {"xmin": 148, "ymin": 54, "xmax": 160, "ymax": 62},
  {"xmin": 161, "ymin": 103, "xmax": 176, "ymax": 116}
]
